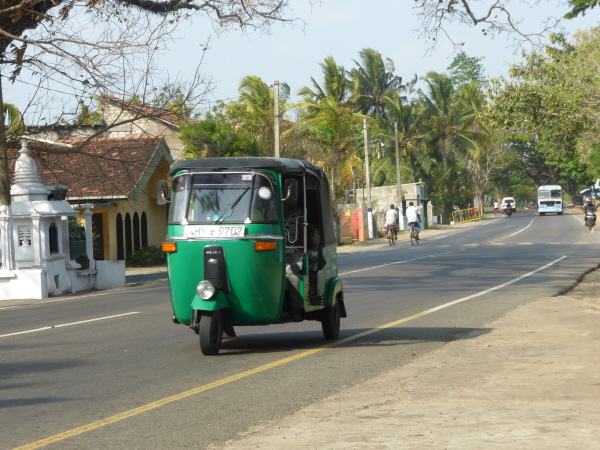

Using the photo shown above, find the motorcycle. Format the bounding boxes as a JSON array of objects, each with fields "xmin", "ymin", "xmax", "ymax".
[
  {"xmin": 506, "ymin": 205, "xmax": 513, "ymax": 217},
  {"xmin": 585, "ymin": 211, "xmax": 596, "ymax": 231}
]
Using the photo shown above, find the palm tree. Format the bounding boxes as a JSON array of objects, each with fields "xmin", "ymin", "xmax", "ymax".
[
  {"xmin": 385, "ymin": 92, "xmax": 432, "ymax": 182},
  {"xmin": 349, "ymin": 48, "xmax": 416, "ymax": 120},
  {"xmin": 1, "ymin": 102, "xmax": 25, "ymax": 207},
  {"xmin": 417, "ymin": 71, "xmax": 480, "ymax": 175},
  {"xmin": 298, "ymin": 56, "xmax": 352, "ymax": 104},
  {"xmin": 3, "ymin": 103, "xmax": 24, "ymax": 140},
  {"xmin": 226, "ymin": 75, "xmax": 290, "ymax": 156},
  {"xmin": 295, "ymin": 57, "xmax": 364, "ymax": 198}
]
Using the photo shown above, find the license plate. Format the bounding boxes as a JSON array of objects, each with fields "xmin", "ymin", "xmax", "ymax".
[{"xmin": 184, "ymin": 225, "xmax": 245, "ymax": 238}]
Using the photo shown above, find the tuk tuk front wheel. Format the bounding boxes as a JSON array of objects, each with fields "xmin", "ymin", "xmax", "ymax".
[
  {"xmin": 322, "ymin": 301, "xmax": 341, "ymax": 340},
  {"xmin": 199, "ymin": 311, "xmax": 223, "ymax": 355}
]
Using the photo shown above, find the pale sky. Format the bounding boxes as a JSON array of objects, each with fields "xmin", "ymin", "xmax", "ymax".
[{"xmin": 3, "ymin": 0, "xmax": 599, "ymax": 123}]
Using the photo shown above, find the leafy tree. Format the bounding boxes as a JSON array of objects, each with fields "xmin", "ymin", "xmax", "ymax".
[
  {"xmin": 179, "ymin": 116, "xmax": 259, "ymax": 159},
  {"xmin": 564, "ymin": 0, "xmax": 600, "ymax": 18},
  {"xmin": 447, "ymin": 52, "xmax": 487, "ymax": 87},
  {"xmin": 488, "ymin": 29, "xmax": 600, "ymax": 203}
]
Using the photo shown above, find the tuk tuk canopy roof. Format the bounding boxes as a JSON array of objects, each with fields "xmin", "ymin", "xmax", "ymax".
[
  {"xmin": 168, "ymin": 157, "xmax": 337, "ymax": 248},
  {"xmin": 168, "ymin": 157, "xmax": 324, "ymax": 179}
]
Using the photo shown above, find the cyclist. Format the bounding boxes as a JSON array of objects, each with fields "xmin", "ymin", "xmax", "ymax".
[
  {"xmin": 406, "ymin": 201, "xmax": 421, "ymax": 240},
  {"xmin": 583, "ymin": 197, "xmax": 597, "ymax": 226},
  {"xmin": 384, "ymin": 204, "xmax": 399, "ymax": 240}
]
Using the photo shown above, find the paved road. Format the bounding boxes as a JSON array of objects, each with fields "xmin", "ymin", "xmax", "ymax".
[{"xmin": 1, "ymin": 209, "xmax": 597, "ymax": 449}]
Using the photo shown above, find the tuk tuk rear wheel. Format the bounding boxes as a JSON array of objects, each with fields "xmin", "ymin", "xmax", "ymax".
[
  {"xmin": 199, "ymin": 311, "xmax": 223, "ymax": 356},
  {"xmin": 322, "ymin": 301, "xmax": 340, "ymax": 340}
]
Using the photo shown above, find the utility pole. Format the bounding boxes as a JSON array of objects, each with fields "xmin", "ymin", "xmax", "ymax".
[
  {"xmin": 363, "ymin": 117, "xmax": 371, "ymax": 209},
  {"xmin": 394, "ymin": 121, "xmax": 404, "ymax": 231},
  {"xmin": 274, "ymin": 81, "xmax": 280, "ymax": 158}
]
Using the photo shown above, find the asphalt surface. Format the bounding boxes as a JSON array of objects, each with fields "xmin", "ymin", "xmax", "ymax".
[
  {"xmin": 130, "ymin": 212, "xmax": 600, "ymax": 449},
  {"xmin": 2, "ymin": 209, "xmax": 599, "ymax": 449}
]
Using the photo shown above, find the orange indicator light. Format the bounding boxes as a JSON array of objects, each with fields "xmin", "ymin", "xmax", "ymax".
[
  {"xmin": 254, "ymin": 241, "xmax": 276, "ymax": 251},
  {"xmin": 162, "ymin": 242, "xmax": 177, "ymax": 253}
]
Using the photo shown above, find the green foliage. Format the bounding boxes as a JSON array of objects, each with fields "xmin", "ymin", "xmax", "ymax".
[
  {"xmin": 3, "ymin": 103, "xmax": 25, "ymax": 140},
  {"xmin": 70, "ymin": 100, "xmax": 102, "ymax": 125},
  {"xmin": 488, "ymin": 28, "xmax": 600, "ymax": 202},
  {"xmin": 151, "ymin": 86, "xmax": 195, "ymax": 118},
  {"xmin": 447, "ymin": 52, "xmax": 487, "ymax": 87},
  {"xmin": 179, "ymin": 117, "xmax": 260, "ymax": 158},
  {"xmin": 349, "ymin": 48, "xmax": 416, "ymax": 120},
  {"xmin": 68, "ymin": 217, "xmax": 85, "ymax": 241},
  {"xmin": 126, "ymin": 245, "xmax": 166, "ymax": 267},
  {"xmin": 511, "ymin": 185, "xmax": 537, "ymax": 204},
  {"xmin": 565, "ymin": 0, "xmax": 599, "ymax": 18},
  {"xmin": 588, "ymin": 144, "xmax": 600, "ymax": 180}
]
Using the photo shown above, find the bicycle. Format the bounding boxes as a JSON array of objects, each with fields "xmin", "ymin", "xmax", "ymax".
[
  {"xmin": 409, "ymin": 222, "xmax": 419, "ymax": 246},
  {"xmin": 387, "ymin": 225, "xmax": 397, "ymax": 246}
]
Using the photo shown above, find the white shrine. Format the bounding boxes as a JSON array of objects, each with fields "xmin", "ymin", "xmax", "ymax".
[{"xmin": 0, "ymin": 139, "xmax": 125, "ymax": 300}]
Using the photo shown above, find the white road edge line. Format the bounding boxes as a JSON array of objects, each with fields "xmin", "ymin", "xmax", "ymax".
[
  {"xmin": 0, "ymin": 312, "xmax": 141, "ymax": 338},
  {"xmin": 567, "ymin": 210, "xmax": 584, "ymax": 224},
  {"xmin": 425, "ymin": 255, "xmax": 567, "ymax": 313},
  {"xmin": 0, "ymin": 284, "xmax": 168, "ymax": 310},
  {"xmin": 339, "ymin": 256, "xmax": 429, "ymax": 276},
  {"xmin": 509, "ymin": 217, "xmax": 537, "ymax": 236}
]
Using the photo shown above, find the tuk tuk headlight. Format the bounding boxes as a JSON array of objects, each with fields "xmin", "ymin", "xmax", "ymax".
[{"xmin": 196, "ymin": 280, "xmax": 216, "ymax": 300}]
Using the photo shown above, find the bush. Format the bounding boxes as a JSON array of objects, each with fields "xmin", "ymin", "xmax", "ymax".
[{"xmin": 126, "ymin": 245, "xmax": 166, "ymax": 267}]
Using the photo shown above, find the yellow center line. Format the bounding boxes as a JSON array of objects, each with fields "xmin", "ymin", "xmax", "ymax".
[{"xmin": 14, "ymin": 311, "xmax": 430, "ymax": 450}]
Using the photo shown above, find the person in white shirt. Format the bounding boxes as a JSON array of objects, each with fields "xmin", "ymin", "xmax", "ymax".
[
  {"xmin": 405, "ymin": 202, "xmax": 421, "ymax": 240},
  {"xmin": 384, "ymin": 204, "xmax": 399, "ymax": 239},
  {"xmin": 493, "ymin": 201, "xmax": 498, "ymax": 215}
]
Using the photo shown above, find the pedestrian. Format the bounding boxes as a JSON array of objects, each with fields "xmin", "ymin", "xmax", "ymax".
[{"xmin": 493, "ymin": 200, "xmax": 498, "ymax": 215}]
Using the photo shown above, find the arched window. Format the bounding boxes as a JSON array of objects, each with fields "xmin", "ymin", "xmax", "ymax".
[
  {"xmin": 141, "ymin": 212, "xmax": 148, "ymax": 248},
  {"xmin": 49, "ymin": 222, "xmax": 59, "ymax": 254},
  {"xmin": 125, "ymin": 213, "xmax": 133, "ymax": 258},
  {"xmin": 133, "ymin": 212, "xmax": 140, "ymax": 252},
  {"xmin": 116, "ymin": 213, "xmax": 124, "ymax": 260}
]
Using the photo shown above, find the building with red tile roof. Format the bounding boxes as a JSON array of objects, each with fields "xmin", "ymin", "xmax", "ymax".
[{"xmin": 11, "ymin": 136, "xmax": 172, "ymax": 261}]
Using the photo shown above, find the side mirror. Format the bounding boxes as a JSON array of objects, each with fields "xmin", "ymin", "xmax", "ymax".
[
  {"xmin": 157, "ymin": 180, "xmax": 170, "ymax": 205},
  {"xmin": 281, "ymin": 179, "xmax": 298, "ymax": 206}
]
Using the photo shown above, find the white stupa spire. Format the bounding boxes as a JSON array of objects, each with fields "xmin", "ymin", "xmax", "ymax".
[{"xmin": 11, "ymin": 139, "xmax": 49, "ymax": 199}]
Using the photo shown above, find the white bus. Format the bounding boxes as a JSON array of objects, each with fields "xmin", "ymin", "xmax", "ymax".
[{"xmin": 538, "ymin": 185, "xmax": 563, "ymax": 216}]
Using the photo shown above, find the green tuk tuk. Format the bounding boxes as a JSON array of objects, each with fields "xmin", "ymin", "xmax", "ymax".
[{"xmin": 158, "ymin": 157, "xmax": 347, "ymax": 355}]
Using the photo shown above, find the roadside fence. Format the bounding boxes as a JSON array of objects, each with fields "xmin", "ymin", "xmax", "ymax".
[{"xmin": 451, "ymin": 207, "xmax": 481, "ymax": 224}]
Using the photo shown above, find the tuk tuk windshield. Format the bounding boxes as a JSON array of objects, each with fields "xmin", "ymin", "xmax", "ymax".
[{"xmin": 169, "ymin": 172, "xmax": 278, "ymax": 224}]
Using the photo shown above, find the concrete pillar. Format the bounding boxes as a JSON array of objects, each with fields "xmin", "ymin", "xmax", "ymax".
[
  {"xmin": 0, "ymin": 205, "xmax": 15, "ymax": 271},
  {"xmin": 31, "ymin": 213, "xmax": 42, "ymax": 267},
  {"xmin": 83, "ymin": 205, "xmax": 95, "ymax": 269}
]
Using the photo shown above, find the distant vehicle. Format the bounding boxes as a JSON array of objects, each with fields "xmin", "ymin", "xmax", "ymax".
[
  {"xmin": 500, "ymin": 197, "xmax": 516, "ymax": 212},
  {"xmin": 538, "ymin": 185, "xmax": 563, "ymax": 216}
]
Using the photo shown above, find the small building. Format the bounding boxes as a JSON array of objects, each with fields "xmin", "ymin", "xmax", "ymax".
[
  {"xmin": 17, "ymin": 136, "xmax": 172, "ymax": 262},
  {"xmin": 25, "ymin": 95, "xmax": 195, "ymax": 162}
]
